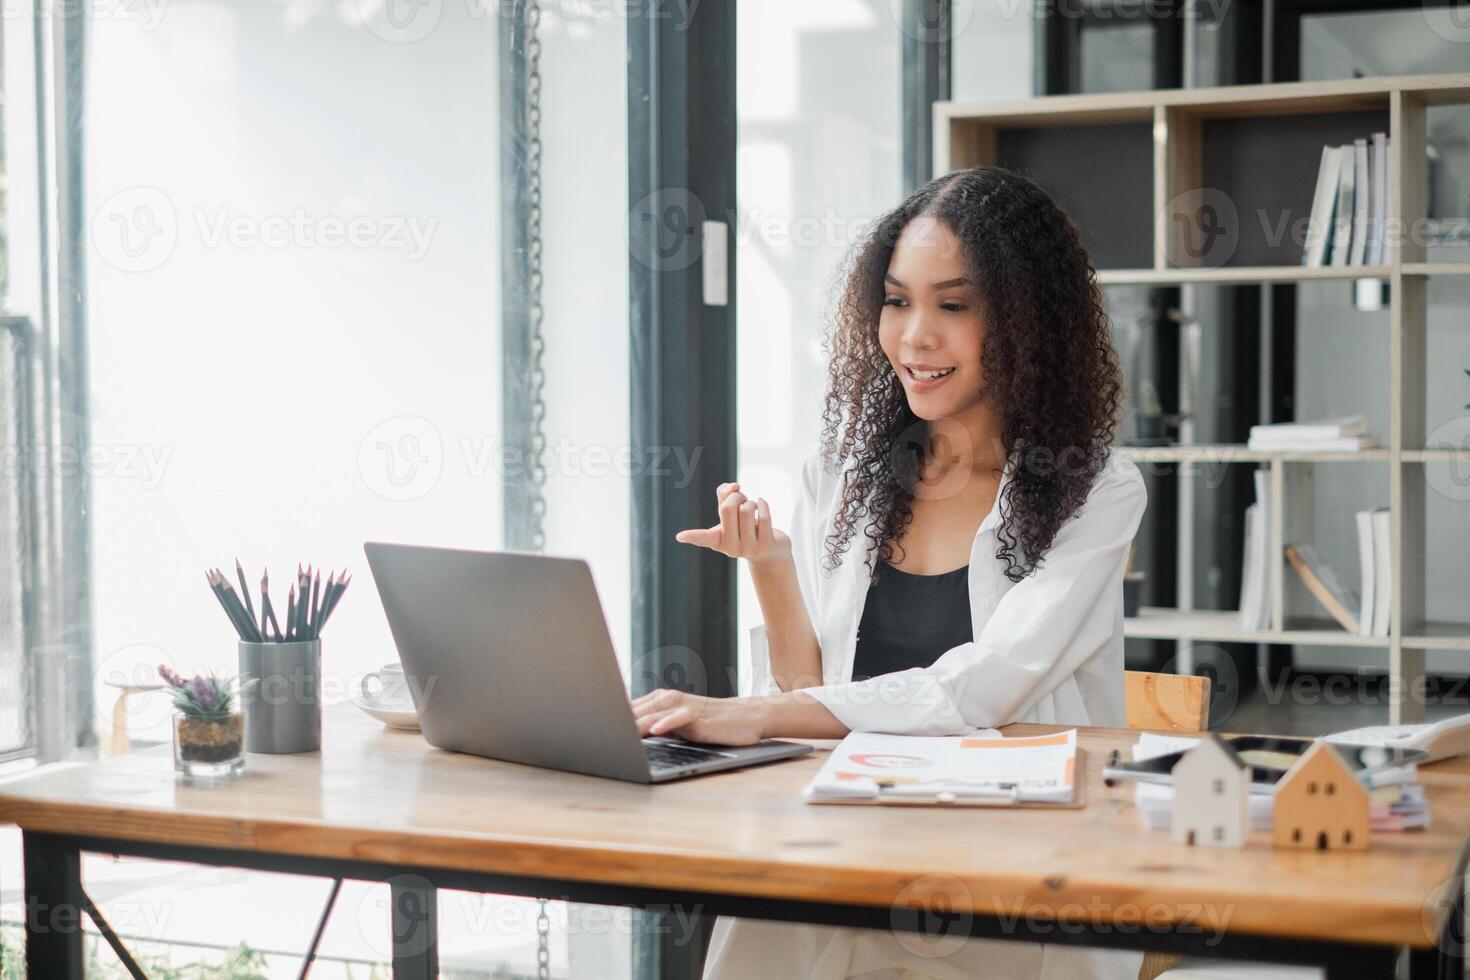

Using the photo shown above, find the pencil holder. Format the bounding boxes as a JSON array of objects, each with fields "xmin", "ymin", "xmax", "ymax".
[{"xmin": 238, "ymin": 640, "xmax": 321, "ymax": 753}]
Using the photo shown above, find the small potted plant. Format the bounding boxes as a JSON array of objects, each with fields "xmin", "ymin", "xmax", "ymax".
[{"xmin": 159, "ymin": 665, "xmax": 246, "ymax": 777}]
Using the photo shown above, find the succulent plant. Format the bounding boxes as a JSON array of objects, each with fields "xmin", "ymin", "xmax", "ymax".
[{"xmin": 157, "ymin": 665, "xmax": 239, "ymax": 724}]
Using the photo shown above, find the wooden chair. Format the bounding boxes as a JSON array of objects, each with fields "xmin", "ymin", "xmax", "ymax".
[
  {"xmin": 1125, "ymin": 670, "xmax": 1211, "ymax": 734},
  {"xmin": 1125, "ymin": 671, "xmax": 1211, "ymax": 980}
]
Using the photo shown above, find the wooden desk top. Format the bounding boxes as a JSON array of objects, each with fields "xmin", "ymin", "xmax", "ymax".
[{"xmin": 2, "ymin": 708, "xmax": 1467, "ymax": 949}]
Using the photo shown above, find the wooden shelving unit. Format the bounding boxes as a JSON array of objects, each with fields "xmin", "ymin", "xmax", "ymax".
[{"xmin": 934, "ymin": 73, "xmax": 1470, "ymax": 724}]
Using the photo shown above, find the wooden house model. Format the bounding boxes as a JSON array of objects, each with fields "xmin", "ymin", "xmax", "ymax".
[
  {"xmin": 1272, "ymin": 740, "xmax": 1370, "ymax": 851},
  {"xmin": 1171, "ymin": 734, "xmax": 1251, "ymax": 848}
]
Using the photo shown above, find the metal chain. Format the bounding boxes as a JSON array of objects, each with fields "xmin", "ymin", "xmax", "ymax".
[
  {"xmin": 524, "ymin": 4, "xmax": 552, "ymax": 975},
  {"xmin": 536, "ymin": 896, "xmax": 551, "ymax": 980},
  {"xmin": 525, "ymin": 0, "xmax": 548, "ymax": 553}
]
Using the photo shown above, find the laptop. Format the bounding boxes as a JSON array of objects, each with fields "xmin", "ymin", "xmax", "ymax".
[{"xmin": 363, "ymin": 542, "xmax": 812, "ymax": 783}]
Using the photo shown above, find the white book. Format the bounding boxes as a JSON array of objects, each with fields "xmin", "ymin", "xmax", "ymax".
[
  {"xmin": 1238, "ymin": 503, "xmax": 1264, "ymax": 629},
  {"xmin": 1366, "ymin": 133, "xmax": 1388, "ymax": 266},
  {"xmin": 1350, "ymin": 139, "xmax": 1370, "ymax": 266},
  {"xmin": 1355, "ymin": 509, "xmax": 1377, "ymax": 637},
  {"xmin": 1246, "ymin": 434, "xmax": 1379, "ymax": 453},
  {"xmin": 1372, "ymin": 509, "xmax": 1392, "ymax": 636},
  {"xmin": 1255, "ymin": 469, "xmax": 1272, "ymax": 629},
  {"xmin": 1303, "ymin": 145, "xmax": 1342, "ymax": 267},
  {"xmin": 1249, "ymin": 414, "xmax": 1366, "ymax": 441},
  {"xmin": 1330, "ymin": 144, "xmax": 1356, "ymax": 266},
  {"xmin": 1235, "ymin": 468, "xmax": 1273, "ymax": 631}
]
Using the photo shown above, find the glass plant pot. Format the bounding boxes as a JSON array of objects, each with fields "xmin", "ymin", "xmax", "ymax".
[{"xmin": 173, "ymin": 710, "xmax": 245, "ymax": 777}]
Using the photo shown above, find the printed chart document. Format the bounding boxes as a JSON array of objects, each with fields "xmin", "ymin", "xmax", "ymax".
[{"xmin": 804, "ymin": 729, "xmax": 1080, "ymax": 807}]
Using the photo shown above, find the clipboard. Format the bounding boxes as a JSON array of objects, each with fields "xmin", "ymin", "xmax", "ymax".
[{"xmin": 805, "ymin": 748, "xmax": 1089, "ymax": 809}]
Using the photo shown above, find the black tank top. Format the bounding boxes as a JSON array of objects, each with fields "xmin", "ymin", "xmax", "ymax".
[{"xmin": 851, "ymin": 561, "xmax": 973, "ymax": 682}]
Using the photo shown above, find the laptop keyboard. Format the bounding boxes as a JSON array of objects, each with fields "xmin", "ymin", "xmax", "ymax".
[{"xmin": 643, "ymin": 739, "xmax": 733, "ymax": 770}]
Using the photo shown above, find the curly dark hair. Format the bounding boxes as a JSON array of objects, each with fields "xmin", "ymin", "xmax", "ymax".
[{"xmin": 820, "ymin": 166, "xmax": 1122, "ymax": 583}]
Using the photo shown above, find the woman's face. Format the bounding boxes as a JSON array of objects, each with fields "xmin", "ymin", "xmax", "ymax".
[{"xmin": 877, "ymin": 215, "xmax": 987, "ymax": 423}]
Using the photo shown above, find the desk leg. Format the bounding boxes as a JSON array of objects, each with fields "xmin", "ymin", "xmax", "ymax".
[
  {"xmin": 1444, "ymin": 875, "xmax": 1468, "ymax": 980},
  {"xmin": 1409, "ymin": 875, "xmax": 1467, "ymax": 980},
  {"xmin": 1321, "ymin": 947, "xmax": 1402, "ymax": 980},
  {"xmin": 22, "ymin": 833, "xmax": 85, "ymax": 980},
  {"xmin": 390, "ymin": 874, "xmax": 439, "ymax": 980}
]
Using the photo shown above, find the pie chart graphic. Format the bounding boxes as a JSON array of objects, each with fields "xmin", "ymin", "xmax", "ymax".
[{"xmin": 849, "ymin": 753, "xmax": 929, "ymax": 770}]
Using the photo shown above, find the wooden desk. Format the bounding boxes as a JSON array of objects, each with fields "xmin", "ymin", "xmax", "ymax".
[{"xmin": 3, "ymin": 708, "xmax": 1468, "ymax": 979}]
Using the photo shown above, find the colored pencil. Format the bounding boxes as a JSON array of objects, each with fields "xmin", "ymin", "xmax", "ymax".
[
  {"xmin": 206, "ymin": 560, "xmax": 348, "ymax": 643},
  {"xmin": 308, "ymin": 570, "xmax": 321, "ymax": 639},
  {"xmin": 217, "ymin": 573, "xmax": 263, "ymax": 642},
  {"xmin": 321, "ymin": 573, "xmax": 350, "ymax": 630},
  {"xmin": 261, "ymin": 570, "xmax": 283, "ymax": 642},
  {"xmin": 208, "ymin": 570, "xmax": 255, "ymax": 641},
  {"xmin": 235, "ymin": 559, "xmax": 258, "ymax": 636}
]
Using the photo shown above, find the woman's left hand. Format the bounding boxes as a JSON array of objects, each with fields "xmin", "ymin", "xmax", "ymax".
[{"xmin": 632, "ymin": 689, "xmax": 769, "ymax": 746}]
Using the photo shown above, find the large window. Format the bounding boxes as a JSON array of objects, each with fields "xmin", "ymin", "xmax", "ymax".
[
  {"xmin": 0, "ymin": 2, "xmax": 632, "ymax": 974},
  {"xmin": 731, "ymin": 0, "xmax": 1041, "ymax": 689},
  {"xmin": 734, "ymin": 0, "xmax": 902, "ymax": 688}
]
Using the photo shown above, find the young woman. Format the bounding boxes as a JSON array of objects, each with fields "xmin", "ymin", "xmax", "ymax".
[{"xmin": 632, "ymin": 166, "xmax": 1147, "ymax": 980}]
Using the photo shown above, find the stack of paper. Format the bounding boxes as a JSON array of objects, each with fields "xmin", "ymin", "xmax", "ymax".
[
  {"xmin": 1248, "ymin": 415, "xmax": 1378, "ymax": 453},
  {"xmin": 1130, "ymin": 733, "xmax": 1427, "ymax": 833},
  {"xmin": 805, "ymin": 729, "xmax": 1078, "ymax": 806}
]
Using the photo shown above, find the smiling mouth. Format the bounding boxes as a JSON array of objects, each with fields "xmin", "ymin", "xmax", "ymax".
[{"xmin": 905, "ymin": 366, "xmax": 956, "ymax": 382}]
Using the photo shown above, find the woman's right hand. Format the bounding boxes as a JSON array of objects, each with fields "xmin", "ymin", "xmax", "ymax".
[{"xmin": 675, "ymin": 482, "xmax": 790, "ymax": 563}]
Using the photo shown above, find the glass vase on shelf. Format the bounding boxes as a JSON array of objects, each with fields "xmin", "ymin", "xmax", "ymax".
[{"xmin": 160, "ymin": 665, "xmax": 246, "ymax": 777}]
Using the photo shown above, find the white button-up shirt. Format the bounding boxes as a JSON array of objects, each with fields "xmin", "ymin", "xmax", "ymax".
[{"xmin": 746, "ymin": 449, "xmax": 1147, "ymax": 735}]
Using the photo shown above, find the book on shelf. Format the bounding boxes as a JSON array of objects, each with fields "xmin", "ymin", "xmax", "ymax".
[
  {"xmin": 1355, "ymin": 509, "xmax": 1377, "ymax": 637},
  {"xmin": 1237, "ymin": 469, "xmax": 1272, "ymax": 630},
  {"xmin": 1371, "ymin": 508, "xmax": 1392, "ymax": 637},
  {"xmin": 1250, "ymin": 414, "xmax": 1365, "ymax": 440},
  {"xmin": 1366, "ymin": 133, "xmax": 1388, "ymax": 266},
  {"xmin": 1349, "ymin": 139, "xmax": 1370, "ymax": 267},
  {"xmin": 1238, "ymin": 503, "xmax": 1265, "ymax": 629},
  {"xmin": 1286, "ymin": 544, "xmax": 1360, "ymax": 633},
  {"xmin": 1247, "ymin": 415, "xmax": 1378, "ymax": 452},
  {"xmin": 1303, "ymin": 146, "xmax": 1342, "ymax": 268},
  {"xmin": 1301, "ymin": 134, "xmax": 1389, "ymax": 268},
  {"xmin": 1330, "ymin": 146, "xmax": 1356, "ymax": 267},
  {"xmin": 1248, "ymin": 434, "xmax": 1379, "ymax": 452}
]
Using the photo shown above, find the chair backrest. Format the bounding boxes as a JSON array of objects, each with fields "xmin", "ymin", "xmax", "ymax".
[{"xmin": 1124, "ymin": 670, "xmax": 1211, "ymax": 733}]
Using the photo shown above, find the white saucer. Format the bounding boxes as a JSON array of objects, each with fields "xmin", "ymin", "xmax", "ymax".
[{"xmin": 351, "ymin": 694, "xmax": 420, "ymax": 730}]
